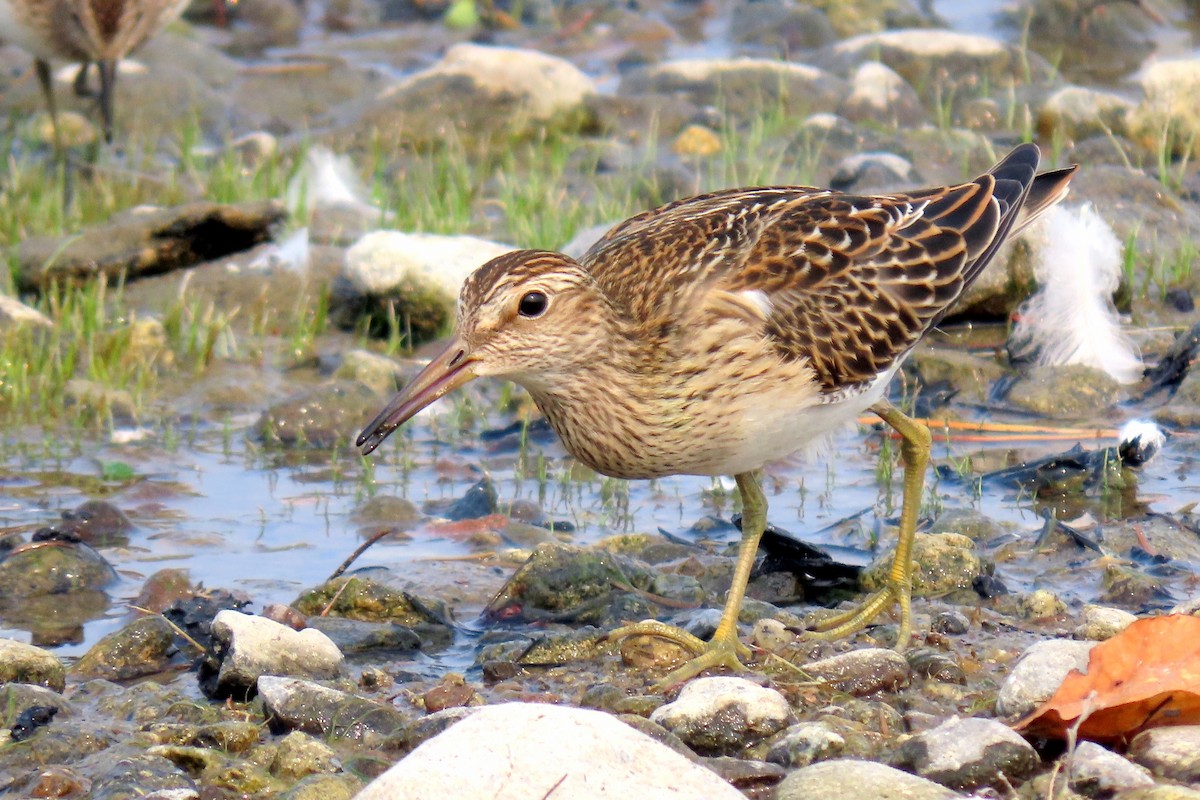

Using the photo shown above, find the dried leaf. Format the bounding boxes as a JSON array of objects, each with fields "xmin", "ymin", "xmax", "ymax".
[{"xmin": 1014, "ymin": 615, "xmax": 1200, "ymax": 743}]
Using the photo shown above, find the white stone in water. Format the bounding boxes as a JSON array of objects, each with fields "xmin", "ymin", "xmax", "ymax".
[
  {"xmin": 343, "ymin": 231, "xmax": 516, "ymax": 297},
  {"xmin": 210, "ymin": 611, "xmax": 344, "ymax": 693},
  {"xmin": 355, "ymin": 702, "xmax": 746, "ymax": 799},
  {"xmin": 649, "ymin": 57, "xmax": 826, "ymax": 84}
]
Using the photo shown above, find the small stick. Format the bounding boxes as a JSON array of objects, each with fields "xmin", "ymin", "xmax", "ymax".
[{"xmin": 327, "ymin": 528, "xmax": 396, "ymax": 581}]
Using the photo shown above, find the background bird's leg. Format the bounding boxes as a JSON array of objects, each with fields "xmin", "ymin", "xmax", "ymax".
[
  {"xmin": 34, "ymin": 59, "xmax": 62, "ymax": 153},
  {"xmin": 608, "ymin": 470, "xmax": 764, "ymax": 687},
  {"xmin": 97, "ymin": 59, "xmax": 117, "ymax": 144},
  {"xmin": 73, "ymin": 62, "xmax": 93, "ymax": 97},
  {"xmin": 807, "ymin": 400, "xmax": 929, "ymax": 650}
]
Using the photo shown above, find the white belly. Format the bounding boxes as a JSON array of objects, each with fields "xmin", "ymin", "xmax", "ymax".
[{"xmin": 712, "ymin": 364, "xmax": 900, "ymax": 476}]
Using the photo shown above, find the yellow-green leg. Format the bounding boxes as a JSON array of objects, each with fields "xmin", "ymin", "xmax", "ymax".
[
  {"xmin": 807, "ymin": 399, "xmax": 930, "ymax": 651},
  {"xmin": 610, "ymin": 471, "xmax": 766, "ymax": 688}
]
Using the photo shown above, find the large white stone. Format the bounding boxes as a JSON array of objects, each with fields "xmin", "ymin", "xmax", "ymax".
[
  {"xmin": 208, "ymin": 611, "xmax": 344, "ymax": 697},
  {"xmin": 343, "ymin": 231, "xmax": 515, "ymax": 297},
  {"xmin": 355, "ymin": 702, "xmax": 745, "ymax": 799}
]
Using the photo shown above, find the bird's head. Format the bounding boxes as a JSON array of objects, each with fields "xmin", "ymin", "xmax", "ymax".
[{"xmin": 357, "ymin": 249, "xmax": 608, "ymax": 454}]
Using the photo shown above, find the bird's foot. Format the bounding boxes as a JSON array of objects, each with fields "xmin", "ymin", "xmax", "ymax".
[
  {"xmin": 609, "ymin": 619, "xmax": 752, "ymax": 690},
  {"xmin": 805, "ymin": 580, "xmax": 913, "ymax": 651}
]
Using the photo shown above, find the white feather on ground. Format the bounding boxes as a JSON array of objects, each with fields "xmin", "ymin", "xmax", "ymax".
[
  {"xmin": 285, "ymin": 146, "xmax": 378, "ymax": 218},
  {"xmin": 1008, "ymin": 204, "xmax": 1143, "ymax": 384}
]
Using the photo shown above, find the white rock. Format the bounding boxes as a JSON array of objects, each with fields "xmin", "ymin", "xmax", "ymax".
[
  {"xmin": 355, "ymin": 702, "xmax": 745, "ymax": 800},
  {"xmin": 208, "ymin": 611, "xmax": 344, "ymax": 697},
  {"xmin": 839, "ymin": 62, "xmax": 924, "ymax": 126},
  {"xmin": 385, "ymin": 43, "xmax": 595, "ymax": 123},
  {"xmin": 1069, "ymin": 741, "xmax": 1154, "ymax": 795},
  {"xmin": 1131, "ymin": 59, "xmax": 1200, "ymax": 155},
  {"xmin": 650, "ymin": 676, "xmax": 791, "ymax": 754},
  {"xmin": 777, "ymin": 759, "xmax": 959, "ymax": 800},
  {"xmin": 343, "ymin": 231, "xmax": 516, "ymax": 297},
  {"xmin": 835, "ymin": 29, "xmax": 1008, "ymax": 60},
  {"xmin": 995, "ymin": 639, "xmax": 1095, "ymax": 719}
]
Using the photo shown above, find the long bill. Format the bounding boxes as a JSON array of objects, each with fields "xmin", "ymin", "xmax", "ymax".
[{"xmin": 356, "ymin": 338, "xmax": 477, "ymax": 455}]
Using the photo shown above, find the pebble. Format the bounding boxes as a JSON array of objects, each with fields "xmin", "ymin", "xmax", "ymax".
[
  {"xmin": 765, "ymin": 721, "xmax": 845, "ymax": 768},
  {"xmin": 649, "ymin": 676, "xmax": 792, "ymax": 756},
  {"xmin": 1073, "ymin": 605, "xmax": 1137, "ymax": 640},
  {"xmin": 1069, "ymin": 741, "xmax": 1155, "ymax": 796},
  {"xmin": 1128, "ymin": 726, "xmax": 1200, "ymax": 783},
  {"xmin": 995, "ymin": 639, "xmax": 1095, "ymax": 719},
  {"xmin": 889, "ymin": 716, "xmax": 1038, "ymax": 792},
  {"xmin": 804, "ymin": 648, "xmax": 910, "ymax": 696},
  {"xmin": 356, "ymin": 703, "xmax": 746, "ymax": 799},
  {"xmin": 776, "ymin": 758, "xmax": 961, "ymax": 800}
]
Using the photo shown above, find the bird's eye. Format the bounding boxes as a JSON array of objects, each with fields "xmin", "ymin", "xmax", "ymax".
[{"xmin": 518, "ymin": 291, "xmax": 548, "ymax": 318}]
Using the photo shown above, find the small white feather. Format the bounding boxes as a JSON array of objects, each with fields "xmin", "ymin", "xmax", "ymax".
[
  {"xmin": 1009, "ymin": 204, "xmax": 1142, "ymax": 384},
  {"xmin": 285, "ymin": 146, "xmax": 378, "ymax": 218}
]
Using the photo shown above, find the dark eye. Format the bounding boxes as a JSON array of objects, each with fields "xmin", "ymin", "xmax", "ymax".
[{"xmin": 518, "ymin": 291, "xmax": 548, "ymax": 318}]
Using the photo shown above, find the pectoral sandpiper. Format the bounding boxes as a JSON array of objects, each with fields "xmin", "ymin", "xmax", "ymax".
[
  {"xmin": 359, "ymin": 144, "xmax": 1076, "ymax": 687},
  {"xmin": 0, "ymin": 0, "xmax": 189, "ymax": 146}
]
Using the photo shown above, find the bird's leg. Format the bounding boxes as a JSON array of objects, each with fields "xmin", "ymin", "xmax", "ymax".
[
  {"xmin": 610, "ymin": 470, "xmax": 765, "ymax": 688},
  {"xmin": 34, "ymin": 59, "xmax": 62, "ymax": 154},
  {"xmin": 73, "ymin": 62, "xmax": 92, "ymax": 97},
  {"xmin": 807, "ymin": 400, "xmax": 929, "ymax": 651},
  {"xmin": 97, "ymin": 59, "xmax": 117, "ymax": 145}
]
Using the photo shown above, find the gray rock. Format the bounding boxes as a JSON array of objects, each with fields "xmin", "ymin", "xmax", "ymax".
[
  {"xmin": 17, "ymin": 201, "xmax": 286, "ymax": 292},
  {"xmin": 355, "ymin": 43, "xmax": 595, "ymax": 147},
  {"xmin": 1007, "ymin": 364, "xmax": 1122, "ymax": 419},
  {"xmin": 257, "ymin": 676, "xmax": 410, "ymax": 748},
  {"xmin": 394, "ymin": 706, "xmax": 480, "ymax": 753},
  {"xmin": 0, "ymin": 681, "xmax": 73, "ymax": 719},
  {"xmin": 1128, "ymin": 726, "xmax": 1200, "ymax": 783},
  {"xmin": 357, "ymin": 703, "xmax": 746, "ymax": 799},
  {"xmin": 255, "ymin": 382, "xmax": 385, "ymax": 450},
  {"xmin": 279, "ymin": 773, "xmax": 363, "ymax": 800},
  {"xmin": 861, "ymin": 533, "xmax": 982, "ymax": 601},
  {"xmin": 830, "ymin": 29, "xmax": 1037, "ymax": 90},
  {"xmin": 729, "ymin": 0, "xmax": 838, "ymax": 53},
  {"xmin": 0, "ymin": 638, "xmax": 66, "ymax": 692},
  {"xmin": 830, "ymin": 152, "xmax": 916, "ymax": 193},
  {"xmin": 890, "ymin": 716, "xmax": 1038, "ymax": 791},
  {"xmin": 199, "ymin": 611, "xmax": 344, "ymax": 700},
  {"xmin": 777, "ymin": 759, "xmax": 961, "ymax": 800},
  {"xmin": 619, "ymin": 58, "xmax": 844, "ymax": 119},
  {"xmin": 995, "ymin": 639, "xmax": 1095, "ymax": 719},
  {"xmin": 303, "ymin": 617, "xmax": 420, "ymax": 654},
  {"xmin": 649, "ymin": 676, "xmax": 791, "ymax": 756},
  {"xmin": 332, "ymin": 349, "xmax": 406, "ymax": 397},
  {"xmin": 838, "ymin": 62, "xmax": 924, "ymax": 128},
  {"xmin": 804, "ymin": 648, "xmax": 911, "ymax": 696},
  {"xmin": 1073, "ymin": 605, "xmax": 1137, "ymax": 641},
  {"xmin": 1069, "ymin": 741, "xmax": 1154, "ymax": 796},
  {"xmin": 72, "ymin": 616, "xmax": 176, "ymax": 681},
  {"xmin": 765, "ymin": 721, "xmax": 845, "ymax": 768},
  {"xmin": 270, "ymin": 731, "xmax": 343, "ymax": 780}
]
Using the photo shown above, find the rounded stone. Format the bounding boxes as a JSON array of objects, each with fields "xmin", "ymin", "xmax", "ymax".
[
  {"xmin": 650, "ymin": 676, "xmax": 792, "ymax": 756},
  {"xmin": 777, "ymin": 758, "xmax": 960, "ymax": 800},
  {"xmin": 995, "ymin": 639, "xmax": 1095, "ymax": 719}
]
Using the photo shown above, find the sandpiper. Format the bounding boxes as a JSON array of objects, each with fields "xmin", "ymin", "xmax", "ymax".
[
  {"xmin": 0, "ymin": 0, "xmax": 189, "ymax": 145},
  {"xmin": 358, "ymin": 144, "xmax": 1075, "ymax": 686}
]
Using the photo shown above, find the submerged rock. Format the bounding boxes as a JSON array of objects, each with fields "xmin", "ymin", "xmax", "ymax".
[
  {"xmin": 72, "ymin": 616, "xmax": 177, "ymax": 681},
  {"xmin": 356, "ymin": 703, "xmax": 746, "ymax": 799},
  {"xmin": 89, "ymin": 754, "xmax": 198, "ymax": 800},
  {"xmin": 255, "ymin": 382, "xmax": 384, "ymax": 450},
  {"xmin": 1006, "ymin": 364, "xmax": 1121, "ymax": 419},
  {"xmin": 293, "ymin": 577, "xmax": 453, "ymax": 650}
]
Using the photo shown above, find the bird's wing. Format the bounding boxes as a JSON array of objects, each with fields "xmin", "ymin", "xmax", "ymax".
[{"xmin": 580, "ymin": 146, "xmax": 1066, "ymax": 396}]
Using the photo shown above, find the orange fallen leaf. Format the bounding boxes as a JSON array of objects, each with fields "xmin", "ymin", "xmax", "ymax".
[
  {"xmin": 426, "ymin": 514, "xmax": 510, "ymax": 540},
  {"xmin": 1014, "ymin": 615, "xmax": 1200, "ymax": 743}
]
